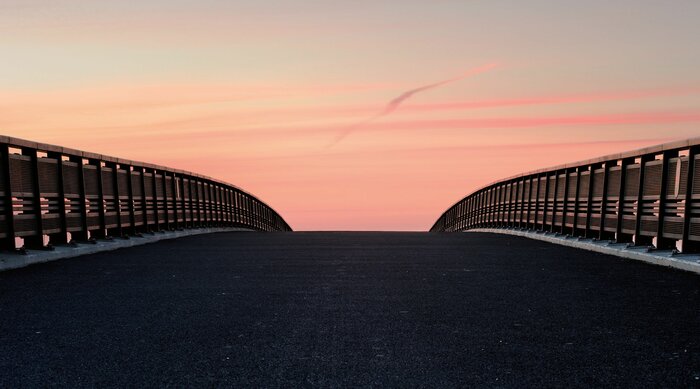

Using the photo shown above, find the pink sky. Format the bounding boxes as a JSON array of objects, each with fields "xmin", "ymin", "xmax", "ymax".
[{"xmin": 2, "ymin": 1, "xmax": 700, "ymax": 230}]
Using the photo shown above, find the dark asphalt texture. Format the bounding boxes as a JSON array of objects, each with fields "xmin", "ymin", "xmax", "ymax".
[{"xmin": 0, "ymin": 232, "xmax": 699, "ymax": 388}]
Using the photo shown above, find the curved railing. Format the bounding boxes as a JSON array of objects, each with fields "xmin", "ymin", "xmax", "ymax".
[
  {"xmin": 0, "ymin": 135, "xmax": 291, "ymax": 251},
  {"xmin": 430, "ymin": 137, "xmax": 700, "ymax": 254}
]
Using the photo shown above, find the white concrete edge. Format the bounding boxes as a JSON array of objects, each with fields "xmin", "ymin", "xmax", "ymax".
[
  {"xmin": 467, "ymin": 228, "xmax": 700, "ymax": 275},
  {"xmin": 0, "ymin": 227, "xmax": 255, "ymax": 272}
]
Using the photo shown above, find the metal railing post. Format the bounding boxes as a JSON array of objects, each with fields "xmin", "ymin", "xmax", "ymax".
[
  {"xmin": 180, "ymin": 175, "xmax": 188, "ymax": 229},
  {"xmin": 193, "ymin": 180, "xmax": 200, "ymax": 227},
  {"xmin": 152, "ymin": 170, "xmax": 161, "ymax": 231},
  {"xmin": 550, "ymin": 171, "xmax": 559, "ymax": 233},
  {"xmin": 25, "ymin": 147, "xmax": 46, "ymax": 249},
  {"xmin": 656, "ymin": 150, "xmax": 676, "ymax": 249},
  {"xmin": 518, "ymin": 178, "xmax": 526, "ymax": 229},
  {"xmin": 506, "ymin": 181, "xmax": 514, "ymax": 227},
  {"xmin": 615, "ymin": 158, "xmax": 632, "ymax": 242},
  {"xmin": 538, "ymin": 173, "xmax": 551, "ymax": 231},
  {"xmin": 487, "ymin": 187, "xmax": 495, "ymax": 227},
  {"xmin": 584, "ymin": 165, "xmax": 595, "ymax": 239},
  {"xmin": 634, "ymin": 155, "xmax": 654, "ymax": 247},
  {"xmin": 107, "ymin": 162, "xmax": 123, "ymax": 238},
  {"xmin": 598, "ymin": 162, "xmax": 610, "ymax": 241},
  {"xmin": 525, "ymin": 176, "xmax": 534, "ymax": 230},
  {"xmin": 126, "ymin": 165, "xmax": 137, "ymax": 236},
  {"xmin": 138, "ymin": 167, "xmax": 149, "ymax": 232},
  {"xmin": 171, "ymin": 172, "xmax": 179, "ymax": 230},
  {"xmin": 559, "ymin": 170, "xmax": 569, "ymax": 234},
  {"xmin": 571, "ymin": 168, "xmax": 581, "ymax": 237},
  {"xmin": 162, "ymin": 172, "xmax": 171, "ymax": 231},
  {"xmin": 70, "ymin": 156, "xmax": 90, "ymax": 242},
  {"xmin": 533, "ymin": 175, "xmax": 541, "ymax": 229},
  {"xmin": 48, "ymin": 151, "xmax": 68, "ymax": 245},
  {"xmin": 1, "ymin": 144, "xmax": 17, "ymax": 250},
  {"xmin": 92, "ymin": 160, "xmax": 107, "ymax": 239},
  {"xmin": 681, "ymin": 146, "xmax": 698, "ymax": 252}
]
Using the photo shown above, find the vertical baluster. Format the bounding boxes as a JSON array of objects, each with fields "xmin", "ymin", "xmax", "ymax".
[
  {"xmin": 224, "ymin": 187, "xmax": 229, "ymax": 227},
  {"xmin": 533, "ymin": 175, "xmax": 540, "ymax": 229},
  {"xmin": 584, "ymin": 165, "xmax": 595, "ymax": 239},
  {"xmin": 180, "ymin": 175, "xmax": 188, "ymax": 229},
  {"xmin": 541, "ymin": 174, "xmax": 550, "ymax": 231},
  {"xmin": 173, "ymin": 174, "xmax": 181, "ymax": 229},
  {"xmin": 656, "ymin": 150, "xmax": 676, "ymax": 249},
  {"xmin": 468, "ymin": 195, "xmax": 473, "ymax": 229},
  {"xmin": 517, "ymin": 178, "xmax": 525, "ymax": 229},
  {"xmin": 204, "ymin": 182, "xmax": 211, "ymax": 227},
  {"xmin": 26, "ymin": 147, "xmax": 45, "ymax": 249},
  {"xmin": 525, "ymin": 176, "xmax": 534, "ymax": 230},
  {"xmin": 475, "ymin": 192, "xmax": 481, "ymax": 227},
  {"xmin": 559, "ymin": 170, "xmax": 569, "ymax": 234},
  {"xmin": 571, "ymin": 168, "xmax": 581, "ymax": 237},
  {"xmin": 598, "ymin": 162, "xmax": 612, "ymax": 241},
  {"xmin": 187, "ymin": 177, "xmax": 195, "ymax": 228},
  {"xmin": 1, "ymin": 144, "xmax": 17, "ymax": 250},
  {"xmin": 482, "ymin": 191, "xmax": 486, "ymax": 228},
  {"xmin": 92, "ymin": 160, "xmax": 106, "ymax": 239},
  {"xmin": 126, "ymin": 165, "xmax": 136, "ymax": 236},
  {"xmin": 139, "ymin": 167, "xmax": 149, "ymax": 232},
  {"xmin": 108, "ymin": 162, "xmax": 122, "ymax": 238},
  {"xmin": 487, "ymin": 187, "xmax": 494, "ymax": 227},
  {"xmin": 633, "ymin": 156, "xmax": 652, "ymax": 246},
  {"xmin": 615, "ymin": 158, "xmax": 632, "ymax": 242},
  {"xmin": 681, "ymin": 146, "xmax": 698, "ymax": 253},
  {"xmin": 506, "ymin": 181, "xmax": 513, "ymax": 227},
  {"xmin": 152, "ymin": 171, "xmax": 161, "ymax": 231},
  {"xmin": 197, "ymin": 180, "xmax": 203, "ymax": 227},
  {"xmin": 162, "ymin": 172, "xmax": 171, "ymax": 231},
  {"xmin": 215, "ymin": 185, "xmax": 221, "ymax": 227},
  {"xmin": 70, "ymin": 155, "xmax": 89, "ymax": 242},
  {"xmin": 48, "ymin": 151, "xmax": 68, "ymax": 245},
  {"xmin": 549, "ymin": 172, "xmax": 558, "ymax": 233}
]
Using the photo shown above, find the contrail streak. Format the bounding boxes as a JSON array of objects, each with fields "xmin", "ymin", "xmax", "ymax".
[{"xmin": 327, "ymin": 63, "xmax": 499, "ymax": 147}]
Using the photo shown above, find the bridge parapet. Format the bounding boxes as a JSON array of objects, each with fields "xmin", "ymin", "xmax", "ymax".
[
  {"xmin": 0, "ymin": 136, "xmax": 291, "ymax": 251},
  {"xmin": 431, "ymin": 137, "xmax": 700, "ymax": 254}
]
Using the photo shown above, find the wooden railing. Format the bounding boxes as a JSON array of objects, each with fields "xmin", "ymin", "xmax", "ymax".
[
  {"xmin": 430, "ymin": 137, "xmax": 700, "ymax": 253},
  {"xmin": 0, "ymin": 136, "xmax": 291, "ymax": 251}
]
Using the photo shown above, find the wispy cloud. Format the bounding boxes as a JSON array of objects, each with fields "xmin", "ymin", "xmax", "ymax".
[
  {"xmin": 6, "ymin": 81, "xmax": 699, "ymax": 140},
  {"xmin": 327, "ymin": 63, "xmax": 500, "ymax": 147},
  {"xmin": 43, "ymin": 110, "xmax": 697, "ymax": 158},
  {"xmin": 109, "ymin": 110, "xmax": 700, "ymax": 140},
  {"xmin": 401, "ymin": 85, "xmax": 700, "ymax": 113}
]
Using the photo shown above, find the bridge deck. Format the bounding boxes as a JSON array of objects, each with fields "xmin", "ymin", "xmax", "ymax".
[{"xmin": 1, "ymin": 232, "xmax": 698, "ymax": 387}]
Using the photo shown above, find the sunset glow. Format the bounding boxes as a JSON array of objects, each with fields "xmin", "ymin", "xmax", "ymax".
[{"xmin": 3, "ymin": 1, "xmax": 700, "ymax": 230}]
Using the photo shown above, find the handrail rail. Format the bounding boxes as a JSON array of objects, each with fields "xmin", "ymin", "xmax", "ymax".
[
  {"xmin": 430, "ymin": 137, "xmax": 700, "ymax": 254},
  {"xmin": 0, "ymin": 135, "xmax": 291, "ymax": 251}
]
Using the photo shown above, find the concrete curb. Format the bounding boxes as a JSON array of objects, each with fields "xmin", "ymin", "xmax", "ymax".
[
  {"xmin": 0, "ymin": 227, "xmax": 255, "ymax": 272},
  {"xmin": 467, "ymin": 228, "xmax": 700, "ymax": 275}
]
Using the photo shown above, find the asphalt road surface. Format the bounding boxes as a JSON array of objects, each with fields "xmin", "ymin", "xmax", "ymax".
[{"xmin": 1, "ymin": 232, "xmax": 699, "ymax": 387}]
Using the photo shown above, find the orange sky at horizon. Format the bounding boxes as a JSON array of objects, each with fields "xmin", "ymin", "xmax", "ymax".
[{"xmin": 2, "ymin": 1, "xmax": 700, "ymax": 230}]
